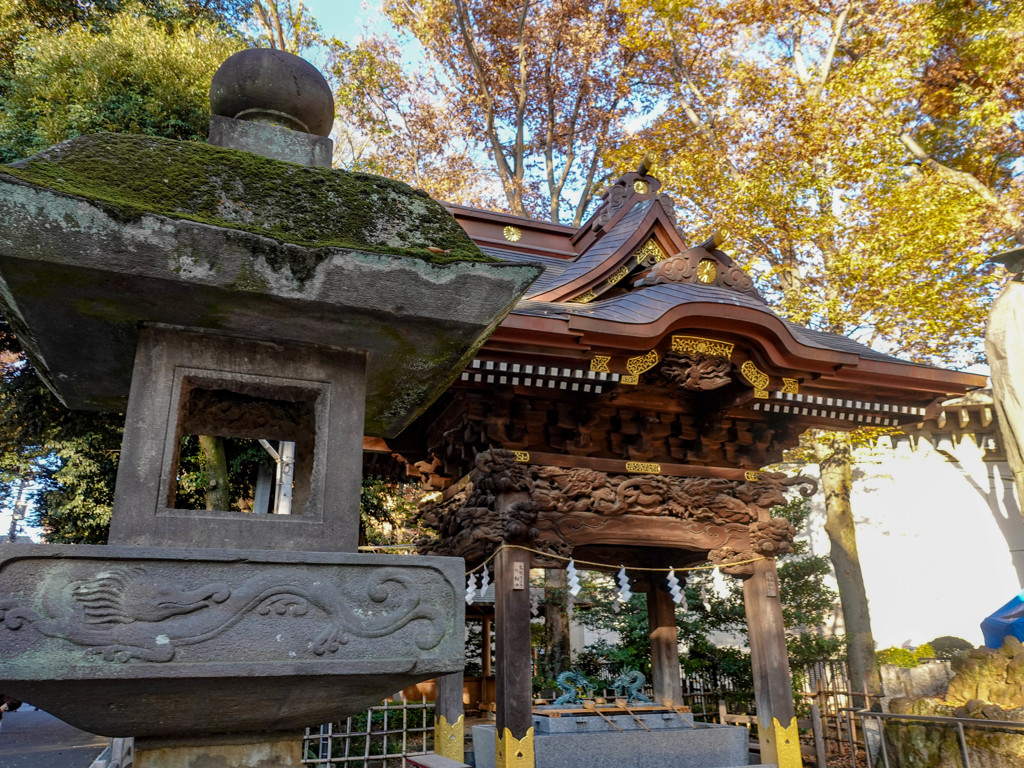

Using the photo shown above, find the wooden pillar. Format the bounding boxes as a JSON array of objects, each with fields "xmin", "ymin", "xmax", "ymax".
[
  {"xmin": 483, "ymin": 617, "xmax": 493, "ymax": 678},
  {"xmin": 647, "ymin": 581, "xmax": 683, "ymax": 706},
  {"xmin": 494, "ymin": 543, "xmax": 534, "ymax": 768},
  {"xmin": 742, "ymin": 558, "xmax": 802, "ymax": 768},
  {"xmin": 434, "ymin": 671, "xmax": 465, "ymax": 762}
]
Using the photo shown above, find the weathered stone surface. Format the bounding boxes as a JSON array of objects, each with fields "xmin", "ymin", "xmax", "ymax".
[
  {"xmin": 950, "ymin": 644, "xmax": 1013, "ymax": 704},
  {"xmin": 884, "ymin": 637, "xmax": 1024, "ymax": 766},
  {"xmin": 881, "ymin": 662, "xmax": 953, "ymax": 700},
  {"xmin": 0, "ymin": 544, "xmax": 463, "ymax": 738},
  {"xmin": 886, "ymin": 696, "xmax": 1024, "ymax": 768},
  {"xmin": 471, "ymin": 721, "xmax": 753, "ymax": 768},
  {"xmin": 109, "ymin": 328, "xmax": 365, "ymax": 551},
  {"xmin": 210, "ymin": 48, "xmax": 334, "ymax": 136},
  {"xmin": 0, "ymin": 134, "xmax": 541, "ymax": 436},
  {"xmin": 135, "ymin": 732, "xmax": 303, "ymax": 768},
  {"xmin": 209, "ymin": 115, "xmax": 332, "ymax": 167}
]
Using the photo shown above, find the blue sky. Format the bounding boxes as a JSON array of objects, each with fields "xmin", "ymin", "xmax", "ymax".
[{"xmin": 304, "ymin": 0, "xmax": 386, "ymax": 44}]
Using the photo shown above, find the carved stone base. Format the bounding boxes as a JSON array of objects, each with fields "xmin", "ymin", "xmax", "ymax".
[
  {"xmin": 0, "ymin": 544, "xmax": 463, "ymax": 738},
  {"xmin": 135, "ymin": 731, "xmax": 302, "ymax": 768}
]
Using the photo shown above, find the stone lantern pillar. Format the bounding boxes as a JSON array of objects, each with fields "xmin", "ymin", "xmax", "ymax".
[{"xmin": 0, "ymin": 49, "xmax": 539, "ymax": 767}]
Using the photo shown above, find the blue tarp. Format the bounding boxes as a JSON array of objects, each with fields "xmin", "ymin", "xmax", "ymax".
[{"xmin": 982, "ymin": 590, "xmax": 1024, "ymax": 648}]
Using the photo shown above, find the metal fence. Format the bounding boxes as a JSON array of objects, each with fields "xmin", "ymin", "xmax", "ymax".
[
  {"xmin": 710, "ymin": 657, "xmax": 878, "ymax": 766},
  {"xmin": 302, "ymin": 694, "xmax": 434, "ymax": 768},
  {"xmin": 858, "ymin": 709, "xmax": 1024, "ymax": 768}
]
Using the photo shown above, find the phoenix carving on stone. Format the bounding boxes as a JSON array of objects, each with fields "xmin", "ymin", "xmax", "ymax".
[{"xmin": 0, "ymin": 566, "xmax": 446, "ymax": 663}]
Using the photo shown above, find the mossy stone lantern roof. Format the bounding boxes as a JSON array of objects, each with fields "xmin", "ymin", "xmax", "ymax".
[{"xmin": 0, "ymin": 132, "xmax": 541, "ymax": 436}]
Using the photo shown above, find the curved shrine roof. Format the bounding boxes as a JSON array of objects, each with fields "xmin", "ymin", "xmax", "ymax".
[{"xmin": 445, "ymin": 167, "xmax": 984, "ymax": 412}]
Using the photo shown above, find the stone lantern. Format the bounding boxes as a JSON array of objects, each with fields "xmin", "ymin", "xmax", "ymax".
[{"xmin": 0, "ymin": 49, "xmax": 539, "ymax": 767}]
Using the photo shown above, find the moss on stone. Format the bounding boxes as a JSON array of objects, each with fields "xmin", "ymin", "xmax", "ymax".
[{"xmin": 1, "ymin": 132, "xmax": 493, "ymax": 266}]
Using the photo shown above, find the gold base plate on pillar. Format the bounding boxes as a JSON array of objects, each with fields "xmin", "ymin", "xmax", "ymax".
[
  {"xmin": 435, "ymin": 714, "xmax": 465, "ymax": 762},
  {"xmin": 495, "ymin": 726, "xmax": 534, "ymax": 768},
  {"xmin": 770, "ymin": 716, "xmax": 802, "ymax": 768}
]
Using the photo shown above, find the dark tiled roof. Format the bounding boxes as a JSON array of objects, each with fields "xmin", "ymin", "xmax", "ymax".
[
  {"xmin": 480, "ymin": 204, "xmax": 922, "ymax": 369},
  {"xmin": 514, "ymin": 282, "xmax": 765, "ymax": 318},
  {"xmin": 550, "ymin": 201, "xmax": 653, "ymax": 289},
  {"xmin": 780, "ymin": 321, "xmax": 912, "ymax": 364},
  {"xmin": 511, "ymin": 283, "xmax": 919, "ymax": 366},
  {"xmin": 477, "ymin": 246, "xmax": 569, "ymax": 298},
  {"xmin": 479, "ymin": 201, "xmax": 654, "ymax": 299}
]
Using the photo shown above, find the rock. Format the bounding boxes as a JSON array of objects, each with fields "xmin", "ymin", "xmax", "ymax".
[
  {"xmin": 1008, "ymin": 655, "xmax": 1024, "ymax": 686},
  {"xmin": 885, "ymin": 642, "xmax": 1024, "ymax": 766},
  {"xmin": 1003, "ymin": 636, "xmax": 1023, "ymax": 658}
]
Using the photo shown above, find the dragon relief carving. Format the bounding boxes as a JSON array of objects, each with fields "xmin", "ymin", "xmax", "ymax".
[
  {"xmin": 750, "ymin": 518, "xmax": 797, "ymax": 557},
  {"xmin": 416, "ymin": 449, "xmax": 541, "ymax": 561},
  {"xmin": 417, "ymin": 460, "xmax": 816, "ymax": 562},
  {"xmin": 0, "ymin": 566, "xmax": 447, "ymax": 663},
  {"xmin": 660, "ymin": 351, "xmax": 733, "ymax": 391}
]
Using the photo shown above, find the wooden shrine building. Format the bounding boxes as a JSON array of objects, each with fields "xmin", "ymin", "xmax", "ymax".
[{"xmin": 372, "ymin": 160, "xmax": 986, "ymax": 768}]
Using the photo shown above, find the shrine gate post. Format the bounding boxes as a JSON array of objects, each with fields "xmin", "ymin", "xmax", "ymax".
[
  {"xmin": 647, "ymin": 579, "xmax": 683, "ymax": 705},
  {"xmin": 743, "ymin": 557, "xmax": 801, "ymax": 768},
  {"xmin": 434, "ymin": 671, "xmax": 465, "ymax": 762}
]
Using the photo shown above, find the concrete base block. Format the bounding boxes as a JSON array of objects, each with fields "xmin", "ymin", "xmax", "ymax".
[
  {"xmin": 209, "ymin": 115, "xmax": 332, "ymax": 167},
  {"xmin": 135, "ymin": 731, "xmax": 302, "ymax": 767},
  {"xmin": 472, "ymin": 720, "xmax": 752, "ymax": 768}
]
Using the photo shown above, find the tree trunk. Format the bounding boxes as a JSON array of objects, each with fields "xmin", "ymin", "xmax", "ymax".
[
  {"xmin": 542, "ymin": 568, "xmax": 570, "ymax": 680},
  {"xmin": 198, "ymin": 434, "xmax": 231, "ymax": 511},
  {"xmin": 812, "ymin": 431, "xmax": 881, "ymax": 698}
]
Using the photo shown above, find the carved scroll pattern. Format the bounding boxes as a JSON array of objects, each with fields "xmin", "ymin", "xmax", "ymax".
[
  {"xmin": 636, "ymin": 248, "xmax": 762, "ymax": 301},
  {"xmin": 417, "ymin": 463, "xmax": 816, "ymax": 562},
  {"xmin": 0, "ymin": 566, "xmax": 447, "ymax": 663},
  {"xmin": 416, "ymin": 449, "xmax": 541, "ymax": 562}
]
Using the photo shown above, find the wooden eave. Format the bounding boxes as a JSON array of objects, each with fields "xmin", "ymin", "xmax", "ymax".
[
  {"xmin": 428, "ymin": 180, "xmax": 985, "ymax": 445},
  {"xmin": 445, "ymin": 203, "xmax": 578, "ymax": 260}
]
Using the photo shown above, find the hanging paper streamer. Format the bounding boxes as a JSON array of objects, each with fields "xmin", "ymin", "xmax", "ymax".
[
  {"xmin": 611, "ymin": 595, "xmax": 622, "ymax": 614},
  {"xmin": 465, "ymin": 574, "xmax": 476, "ymax": 605},
  {"xmin": 711, "ymin": 566, "xmax": 730, "ymax": 601},
  {"xmin": 700, "ymin": 583, "xmax": 711, "ymax": 613},
  {"xmin": 479, "ymin": 565, "xmax": 492, "ymax": 596},
  {"xmin": 530, "ymin": 592, "xmax": 540, "ymax": 617},
  {"xmin": 667, "ymin": 568, "xmax": 686, "ymax": 606},
  {"xmin": 567, "ymin": 558, "xmax": 581, "ymax": 596},
  {"xmin": 617, "ymin": 566, "xmax": 632, "ymax": 603}
]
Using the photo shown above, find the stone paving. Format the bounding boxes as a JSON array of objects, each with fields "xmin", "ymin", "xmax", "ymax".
[{"xmin": 0, "ymin": 708, "xmax": 106, "ymax": 768}]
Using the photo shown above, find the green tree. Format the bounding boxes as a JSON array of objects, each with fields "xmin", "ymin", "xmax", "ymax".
[
  {"xmin": 574, "ymin": 498, "xmax": 836, "ymax": 698},
  {"xmin": 0, "ymin": 5, "xmax": 244, "ymax": 163},
  {"xmin": 0, "ymin": 328, "xmax": 122, "ymax": 543},
  {"xmin": 359, "ymin": 478, "xmax": 422, "ymax": 546},
  {"xmin": 0, "ymin": 3, "xmax": 246, "ymax": 540}
]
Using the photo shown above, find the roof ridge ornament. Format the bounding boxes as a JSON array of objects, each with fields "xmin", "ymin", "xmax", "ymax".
[
  {"xmin": 635, "ymin": 238, "xmax": 765, "ymax": 303},
  {"xmin": 586, "ymin": 151, "xmax": 678, "ymax": 233}
]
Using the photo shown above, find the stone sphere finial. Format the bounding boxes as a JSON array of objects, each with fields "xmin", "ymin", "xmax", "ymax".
[{"xmin": 210, "ymin": 48, "xmax": 334, "ymax": 137}]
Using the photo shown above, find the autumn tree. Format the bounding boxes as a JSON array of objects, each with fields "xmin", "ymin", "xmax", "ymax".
[
  {"xmin": 371, "ymin": 0, "xmax": 643, "ymax": 223},
  {"xmin": 247, "ymin": 0, "xmax": 321, "ymax": 53},
  {"xmin": 607, "ymin": 0, "xmax": 1019, "ymax": 695},
  {"xmin": 329, "ymin": 35, "xmax": 501, "ymax": 207}
]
